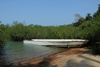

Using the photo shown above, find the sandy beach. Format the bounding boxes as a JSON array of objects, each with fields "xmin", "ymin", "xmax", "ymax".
[{"xmin": 6, "ymin": 48, "xmax": 100, "ymax": 67}]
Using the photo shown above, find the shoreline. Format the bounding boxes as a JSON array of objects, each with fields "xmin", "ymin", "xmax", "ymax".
[
  {"xmin": 4, "ymin": 47, "xmax": 100, "ymax": 67},
  {"xmin": 8, "ymin": 47, "xmax": 91, "ymax": 67},
  {"xmin": 7, "ymin": 48, "xmax": 69, "ymax": 64}
]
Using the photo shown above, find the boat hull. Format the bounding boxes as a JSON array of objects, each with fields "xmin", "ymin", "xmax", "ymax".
[{"xmin": 23, "ymin": 39, "xmax": 89, "ymax": 47}]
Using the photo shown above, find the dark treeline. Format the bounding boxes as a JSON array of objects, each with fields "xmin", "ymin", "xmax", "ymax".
[{"xmin": 0, "ymin": 4, "xmax": 100, "ymax": 54}]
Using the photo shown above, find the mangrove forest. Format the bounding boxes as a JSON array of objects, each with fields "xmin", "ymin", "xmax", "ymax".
[{"xmin": 0, "ymin": 4, "xmax": 100, "ymax": 55}]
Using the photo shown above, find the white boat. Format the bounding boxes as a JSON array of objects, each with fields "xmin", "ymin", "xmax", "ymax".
[{"xmin": 23, "ymin": 39, "xmax": 89, "ymax": 47}]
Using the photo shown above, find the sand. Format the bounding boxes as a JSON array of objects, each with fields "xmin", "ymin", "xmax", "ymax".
[{"xmin": 7, "ymin": 48, "xmax": 100, "ymax": 67}]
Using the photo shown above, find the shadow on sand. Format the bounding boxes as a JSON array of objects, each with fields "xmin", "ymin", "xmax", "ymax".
[
  {"xmin": 4, "ymin": 55, "xmax": 99, "ymax": 67},
  {"xmin": 65, "ymin": 55, "xmax": 100, "ymax": 67},
  {"xmin": 65, "ymin": 59, "xmax": 95, "ymax": 67},
  {"xmin": 3, "ymin": 58, "xmax": 57, "ymax": 67}
]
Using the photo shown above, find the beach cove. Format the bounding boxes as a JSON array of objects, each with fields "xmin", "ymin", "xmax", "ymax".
[{"xmin": 6, "ymin": 47, "xmax": 100, "ymax": 67}]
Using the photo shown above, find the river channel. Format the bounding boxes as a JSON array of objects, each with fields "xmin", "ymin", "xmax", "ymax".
[{"xmin": 1, "ymin": 41, "xmax": 67, "ymax": 64}]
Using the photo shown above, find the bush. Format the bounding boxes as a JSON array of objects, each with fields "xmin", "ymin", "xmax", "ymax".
[{"xmin": 92, "ymin": 42, "xmax": 100, "ymax": 54}]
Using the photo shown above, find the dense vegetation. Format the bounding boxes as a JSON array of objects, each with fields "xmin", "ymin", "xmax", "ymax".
[{"xmin": 0, "ymin": 4, "xmax": 100, "ymax": 54}]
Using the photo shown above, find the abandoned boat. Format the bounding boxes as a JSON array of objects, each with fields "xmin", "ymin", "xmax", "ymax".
[{"xmin": 23, "ymin": 39, "xmax": 89, "ymax": 47}]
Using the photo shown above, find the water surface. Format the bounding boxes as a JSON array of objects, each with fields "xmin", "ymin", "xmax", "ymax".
[{"xmin": 2, "ymin": 41, "xmax": 67, "ymax": 64}]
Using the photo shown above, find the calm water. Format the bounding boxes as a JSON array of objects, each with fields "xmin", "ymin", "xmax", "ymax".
[{"xmin": 1, "ymin": 41, "xmax": 67, "ymax": 64}]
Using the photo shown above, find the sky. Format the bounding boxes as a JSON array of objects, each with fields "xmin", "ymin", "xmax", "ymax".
[{"xmin": 0, "ymin": 0, "xmax": 100, "ymax": 26}]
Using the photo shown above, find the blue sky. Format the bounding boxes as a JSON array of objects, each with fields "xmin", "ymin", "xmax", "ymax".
[{"xmin": 0, "ymin": 0, "xmax": 100, "ymax": 26}]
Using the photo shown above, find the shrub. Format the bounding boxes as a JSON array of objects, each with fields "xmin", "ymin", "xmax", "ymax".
[{"xmin": 92, "ymin": 42, "xmax": 100, "ymax": 54}]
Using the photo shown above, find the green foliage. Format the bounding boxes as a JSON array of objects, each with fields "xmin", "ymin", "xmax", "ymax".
[
  {"xmin": 0, "ymin": 23, "xmax": 6, "ymax": 46},
  {"xmin": 73, "ymin": 14, "xmax": 85, "ymax": 27},
  {"xmin": 91, "ymin": 42, "xmax": 100, "ymax": 54},
  {"xmin": 0, "ymin": 21, "xmax": 6, "ymax": 56},
  {"xmin": 85, "ymin": 13, "xmax": 92, "ymax": 21}
]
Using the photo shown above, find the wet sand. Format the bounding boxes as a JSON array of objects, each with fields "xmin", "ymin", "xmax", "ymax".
[{"xmin": 6, "ymin": 48, "xmax": 100, "ymax": 67}]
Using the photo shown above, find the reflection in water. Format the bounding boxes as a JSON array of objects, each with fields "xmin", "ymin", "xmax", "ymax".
[
  {"xmin": 2, "ymin": 41, "xmax": 67, "ymax": 64},
  {"xmin": 0, "ymin": 47, "xmax": 5, "ymax": 66}
]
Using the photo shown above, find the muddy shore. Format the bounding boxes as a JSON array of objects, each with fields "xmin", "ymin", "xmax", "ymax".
[{"xmin": 3, "ymin": 47, "xmax": 100, "ymax": 67}]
